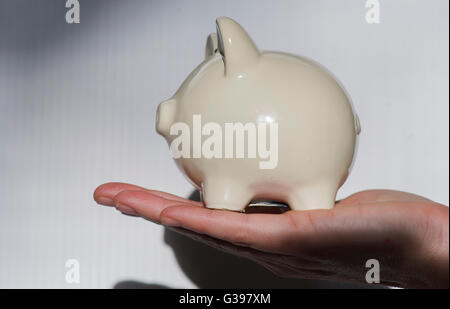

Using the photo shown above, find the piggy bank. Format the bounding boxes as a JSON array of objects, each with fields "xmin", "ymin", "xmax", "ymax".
[{"xmin": 156, "ymin": 17, "xmax": 360, "ymax": 211}]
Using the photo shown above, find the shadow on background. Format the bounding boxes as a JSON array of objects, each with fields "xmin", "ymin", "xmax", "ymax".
[
  {"xmin": 115, "ymin": 190, "xmax": 380, "ymax": 289},
  {"xmin": 0, "ymin": 0, "xmax": 105, "ymax": 55}
]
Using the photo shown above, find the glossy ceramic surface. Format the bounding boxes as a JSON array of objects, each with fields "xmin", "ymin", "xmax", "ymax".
[{"xmin": 156, "ymin": 17, "xmax": 360, "ymax": 211}]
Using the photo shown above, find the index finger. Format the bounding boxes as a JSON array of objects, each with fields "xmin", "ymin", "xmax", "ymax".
[
  {"xmin": 159, "ymin": 205, "xmax": 315, "ymax": 253},
  {"xmin": 94, "ymin": 182, "xmax": 202, "ymax": 206}
]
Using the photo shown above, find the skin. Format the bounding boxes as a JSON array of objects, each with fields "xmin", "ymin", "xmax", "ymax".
[{"xmin": 94, "ymin": 183, "xmax": 449, "ymax": 288}]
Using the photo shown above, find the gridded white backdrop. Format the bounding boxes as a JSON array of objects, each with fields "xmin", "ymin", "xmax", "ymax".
[{"xmin": 0, "ymin": 0, "xmax": 448, "ymax": 288}]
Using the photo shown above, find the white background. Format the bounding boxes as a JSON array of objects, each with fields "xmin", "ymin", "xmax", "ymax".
[{"xmin": 0, "ymin": 0, "xmax": 448, "ymax": 288}]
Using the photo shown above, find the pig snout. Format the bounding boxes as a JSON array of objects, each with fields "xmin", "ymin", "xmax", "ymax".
[{"xmin": 156, "ymin": 99, "xmax": 176, "ymax": 137}]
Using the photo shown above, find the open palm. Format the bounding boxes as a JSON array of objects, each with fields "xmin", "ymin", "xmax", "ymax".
[{"xmin": 94, "ymin": 183, "xmax": 448, "ymax": 288}]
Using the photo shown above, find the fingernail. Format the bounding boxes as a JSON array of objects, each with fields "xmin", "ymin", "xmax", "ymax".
[
  {"xmin": 95, "ymin": 196, "xmax": 114, "ymax": 206},
  {"xmin": 161, "ymin": 216, "xmax": 180, "ymax": 227},
  {"xmin": 115, "ymin": 203, "xmax": 138, "ymax": 216}
]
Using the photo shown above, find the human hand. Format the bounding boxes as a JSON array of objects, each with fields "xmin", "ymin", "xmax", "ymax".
[{"xmin": 94, "ymin": 183, "xmax": 448, "ymax": 288}]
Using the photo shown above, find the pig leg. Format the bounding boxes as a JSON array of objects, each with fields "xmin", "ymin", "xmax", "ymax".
[
  {"xmin": 202, "ymin": 178, "xmax": 252, "ymax": 212},
  {"xmin": 288, "ymin": 182, "xmax": 338, "ymax": 211}
]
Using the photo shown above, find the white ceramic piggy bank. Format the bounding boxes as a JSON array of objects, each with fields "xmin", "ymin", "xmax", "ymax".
[{"xmin": 156, "ymin": 17, "xmax": 360, "ymax": 211}]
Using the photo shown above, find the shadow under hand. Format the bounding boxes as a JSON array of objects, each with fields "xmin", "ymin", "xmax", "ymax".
[
  {"xmin": 163, "ymin": 190, "xmax": 375, "ymax": 289},
  {"xmin": 114, "ymin": 190, "xmax": 380, "ymax": 289},
  {"xmin": 114, "ymin": 281, "xmax": 170, "ymax": 289}
]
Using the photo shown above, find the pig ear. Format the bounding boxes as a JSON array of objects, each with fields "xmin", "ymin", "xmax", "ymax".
[
  {"xmin": 216, "ymin": 17, "xmax": 260, "ymax": 76},
  {"xmin": 205, "ymin": 33, "xmax": 219, "ymax": 58}
]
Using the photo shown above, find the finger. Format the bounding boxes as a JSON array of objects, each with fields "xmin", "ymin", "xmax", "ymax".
[
  {"xmin": 94, "ymin": 183, "xmax": 150, "ymax": 206},
  {"xmin": 167, "ymin": 226, "xmax": 291, "ymax": 259},
  {"xmin": 159, "ymin": 205, "xmax": 312, "ymax": 253},
  {"xmin": 94, "ymin": 182, "xmax": 202, "ymax": 206},
  {"xmin": 168, "ymin": 226, "xmax": 259, "ymax": 257},
  {"xmin": 168, "ymin": 226, "xmax": 324, "ymax": 270},
  {"xmin": 167, "ymin": 227, "xmax": 303, "ymax": 278},
  {"xmin": 113, "ymin": 190, "xmax": 202, "ymax": 222}
]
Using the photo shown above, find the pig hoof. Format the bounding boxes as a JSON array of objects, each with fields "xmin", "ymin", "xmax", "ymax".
[
  {"xmin": 205, "ymin": 203, "xmax": 247, "ymax": 212},
  {"xmin": 288, "ymin": 184, "xmax": 337, "ymax": 211},
  {"xmin": 201, "ymin": 179, "xmax": 252, "ymax": 212}
]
